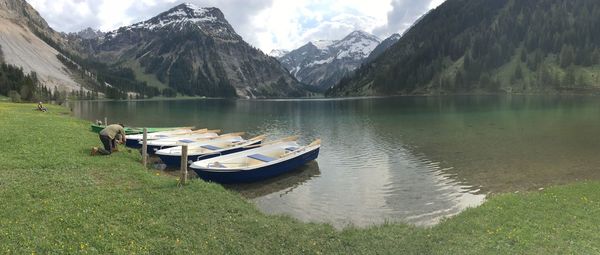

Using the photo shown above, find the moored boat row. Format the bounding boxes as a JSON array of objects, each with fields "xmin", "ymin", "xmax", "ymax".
[
  {"xmin": 107, "ymin": 124, "xmax": 320, "ymax": 184},
  {"xmin": 156, "ymin": 134, "xmax": 266, "ymax": 168},
  {"xmin": 125, "ymin": 127, "xmax": 205, "ymax": 148}
]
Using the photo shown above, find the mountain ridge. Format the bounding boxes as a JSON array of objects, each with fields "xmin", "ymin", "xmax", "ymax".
[
  {"xmin": 365, "ymin": 33, "xmax": 400, "ymax": 63},
  {"xmin": 278, "ymin": 30, "xmax": 380, "ymax": 91}
]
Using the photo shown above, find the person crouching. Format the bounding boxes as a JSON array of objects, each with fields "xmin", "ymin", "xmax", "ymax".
[{"xmin": 91, "ymin": 124, "xmax": 126, "ymax": 155}]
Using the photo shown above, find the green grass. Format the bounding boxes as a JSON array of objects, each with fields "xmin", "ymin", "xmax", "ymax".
[
  {"xmin": 1, "ymin": 102, "xmax": 600, "ymax": 254},
  {"xmin": 122, "ymin": 60, "xmax": 169, "ymax": 90}
]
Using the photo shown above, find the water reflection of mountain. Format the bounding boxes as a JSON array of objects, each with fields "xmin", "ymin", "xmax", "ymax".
[{"xmin": 226, "ymin": 161, "xmax": 321, "ymax": 199}]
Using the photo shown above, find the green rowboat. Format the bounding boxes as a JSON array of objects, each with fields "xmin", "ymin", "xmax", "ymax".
[{"xmin": 90, "ymin": 124, "xmax": 184, "ymax": 135}]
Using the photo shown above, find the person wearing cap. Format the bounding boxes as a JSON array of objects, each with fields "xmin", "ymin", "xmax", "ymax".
[
  {"xmin": 91, "ymin": 124, "xmax": 126, "ymax": 155},
  {"xmin": 37, "ymin": 102, "xmax": 48, "ymax": 112}
]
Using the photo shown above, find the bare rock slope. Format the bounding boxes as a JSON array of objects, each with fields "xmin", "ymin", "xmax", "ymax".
[{"xmin": 0, "ymin": 0, "xmax": 81, "ymax": 91}]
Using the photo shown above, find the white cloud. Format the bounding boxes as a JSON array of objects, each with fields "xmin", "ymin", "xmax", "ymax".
[{"xmin": 25, "ymin": 0, "xmax": 445, "ymax": 52}]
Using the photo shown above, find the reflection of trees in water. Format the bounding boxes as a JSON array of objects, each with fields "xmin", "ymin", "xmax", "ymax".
[{"xmin": 225, "ymin": 161, "xmax": 321, "ymax": 199}]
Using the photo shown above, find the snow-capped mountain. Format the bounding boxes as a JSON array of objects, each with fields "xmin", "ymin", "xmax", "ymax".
[
  {"xmin": 85, "ymin": 3, "xmax": 305, "ymax": 98},
  {"xmin": 105, "ymin": 3, "xmax": 240, "ymax": 41},
  {"xmin": 268, "ymin": 49, "xmax": 289, "ymax": 58},
  {"xmin": 365, "ymin": 33, "xmax": 401, "ymax": 63},
  {"xmin": 278, "ymin": 30, "xmax": 380, "ymax": 90}
]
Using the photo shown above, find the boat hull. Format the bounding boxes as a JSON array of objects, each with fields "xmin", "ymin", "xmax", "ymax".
[
  {"xmin": 146, "ymin": 144, "xmax": 174, "ymax": 155},
  {"xmin": 158, "ymin": 141, "xmax": 261, "ymax": 168},
  {"xmin": 192, "ymin": 148, "xmax": 320, "ymax": 184},
  {"xmin": 126, "ymin": 138, "xmax": 143, "ymax": 148}
]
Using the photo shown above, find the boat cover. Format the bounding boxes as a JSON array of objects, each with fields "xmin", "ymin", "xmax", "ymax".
[
  {"xmin": 201, "ymin": 145, "xmax": 222, "ymax": 151},
  {"xmin": 247, "ymin": 154, "xmax": 276, "ymax": 162}
]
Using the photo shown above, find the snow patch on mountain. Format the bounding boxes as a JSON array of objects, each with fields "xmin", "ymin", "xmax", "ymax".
[
  {"xmin": 306, "ymin": 57, "xmax": 334, "ymax": 68},
  {"xmin": 129, "ymin": 5, "xmax": 216, "ymax": 31},
  {"xmin": 311, "ymin": 40, "xmax": 336, "ymax": 50},
  {"xmin": 269, "ymin": 49, "xmax": 289, "ymax": 58}
]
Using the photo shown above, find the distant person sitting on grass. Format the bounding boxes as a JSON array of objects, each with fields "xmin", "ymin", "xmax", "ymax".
[
  {"xmin": 91, "ymin": 124, "xmax": 126, "ymax": 156},
  {"xmin": 37, "ymin": 102, "xmax": 48, "ymax": 112}
]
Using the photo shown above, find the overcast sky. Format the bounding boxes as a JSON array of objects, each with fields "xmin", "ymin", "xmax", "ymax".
[{"xmin": 26, "ymin": 0, "xmax": 445, "ymax": 53}]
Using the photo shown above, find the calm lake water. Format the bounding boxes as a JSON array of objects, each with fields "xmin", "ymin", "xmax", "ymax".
[{"xmin": 70, "ymin": 96, "xmax": 600, "ymax": 227}]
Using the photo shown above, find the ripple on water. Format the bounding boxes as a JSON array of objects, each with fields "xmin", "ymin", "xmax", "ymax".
[{"xmin": 251, "ymin": 132, "xmax": 485, "ymax": 228}]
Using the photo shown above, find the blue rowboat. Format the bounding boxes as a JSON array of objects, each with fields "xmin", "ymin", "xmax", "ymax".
[
  {"xmin": 189, "ymin": 137, "xmax": 321, "ymax": 184},
  {"xmin": 125, "ymin": 128, "xmax": 201, "ymax": 148},
  {"xmin": 141, "ymin": 130, "xmax": 222, "ymax": 155},
  {"xmin": 155, "ymin": 135, "xmax": 266, "ymax": 168}
]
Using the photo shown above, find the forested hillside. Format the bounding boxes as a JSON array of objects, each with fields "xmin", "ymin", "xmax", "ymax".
[{"xmin": 328, "ymin": 0, "xmax": 600, "ymax": 96}]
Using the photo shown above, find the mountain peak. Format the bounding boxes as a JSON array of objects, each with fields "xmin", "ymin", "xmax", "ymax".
[
  {"xmin": 166, "ymin": 3, "xmax": 218, "ymax": 20},
  {"xmin": 342, "ymin": 30, "xmax": 380, "ymax": 42},
  {"xmin": 74, "ymin": 27, "xmax": 104, "ymax": 39},
  {"xmin": 106, "ymin": 3, "xmax": 239, "ymax": 40},
  {"xmin": 269, "ymin": 49, "xmax": 290, "ymax": 58},
  {"xmin": 153, "ymin": 3, "xmax": 220, "ymax": 25},
  {"xmin": 347, "ymin": 30, "xmax": 370, "ymax": 37},
  {"xmin": 310, "ymin": 40, "xmax": 336, "ymax": 50},
  {"xmin": 182, "ymin": 2, "xmax": 200, "ymax": 10}
]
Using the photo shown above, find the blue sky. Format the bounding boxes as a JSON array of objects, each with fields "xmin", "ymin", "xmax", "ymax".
[{"xmin": 27, "ymin": 0, "xmax": 445, "ymax": 52}]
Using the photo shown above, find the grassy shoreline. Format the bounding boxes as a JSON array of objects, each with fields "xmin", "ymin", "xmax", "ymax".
[{"xmin": 1, "ymin": 102, "xmax": 599, "ymax": 254}]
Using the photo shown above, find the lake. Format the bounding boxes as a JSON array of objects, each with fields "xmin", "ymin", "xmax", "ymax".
[{"xmin": 70, "ymin": 96, "xmax": 600, "ymax": 228}]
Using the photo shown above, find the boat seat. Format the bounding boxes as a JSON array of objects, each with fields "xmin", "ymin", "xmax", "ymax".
[
  {"xmin": 201, "ymin": 145, "xmax": 222, "ymax": 151},
  {"xmin": 285, "ymin": 147, "xmax": 299, "ymax": 151},
  {"xmin": 178, "ymin": 139, "xmax": 195, "ymax": 143},
  {"xmin": 247, "ymin": 154, "xmax": 276, "ymax": 162}
]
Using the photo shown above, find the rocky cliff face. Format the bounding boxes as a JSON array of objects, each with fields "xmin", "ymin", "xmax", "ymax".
[
  {"xmin": 277, "ymin": 31, "xmax": 380, "ymax": 91},
  {"xmin": 0, "ymin": 0, "xmax": 81, "ymax": 91},
  {"xmin": 69, "ymin": 27, "xmax": 105, "ymax": 40},
  {"xmin": 85, "ymin": 3, "xmax": 306, "ymax": 98}
]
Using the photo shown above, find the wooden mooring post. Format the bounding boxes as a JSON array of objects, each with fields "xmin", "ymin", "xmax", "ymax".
[
  {"xmin": 141, "ymin": 128, "xmax": 148, "ymax": 167},
  {"xmin": 104, "ymin": 117, "xmax": 107, "ymax": 126},
  {"xmin": 180, "ymin": 145, "xmax": 188, "ymax": 185}
]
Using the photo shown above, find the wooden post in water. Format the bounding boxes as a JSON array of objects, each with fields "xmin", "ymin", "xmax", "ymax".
[
  {"xmin": 180, "ymin": 145, "xmax": 188, "ymax": 185},
  {"xmin": 104, "ymin": 117, "xmax": 107, "ymax": 126},
  {"xmin": 142, "ymin": 128, "xmax": 148, "ymax": 167}
]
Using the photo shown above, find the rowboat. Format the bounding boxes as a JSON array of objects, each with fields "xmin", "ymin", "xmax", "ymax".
[
  {"xmin": 189, "ymin": 137, "xmax": 321, "ymax": 184},
  {"xmin": 90, "ymin": 124, "xmax": 185, "ymax": 135},
  {"xmin": 125, "ymin": 128, "xmax": 204, "ymax": 148},
  {"xmin": 142, "ymin": 130, "xmax": 223, "ymax": 155},
  {"xmin": 155, "ymin": 134, "xmax": 266, "ymax": 168}
]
